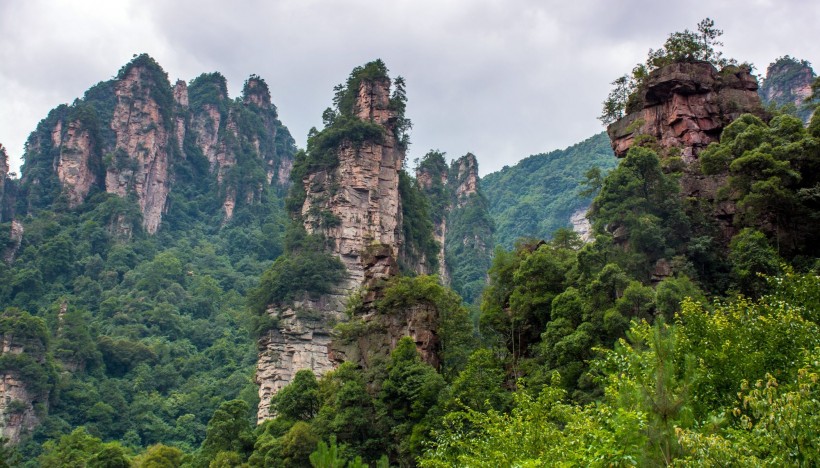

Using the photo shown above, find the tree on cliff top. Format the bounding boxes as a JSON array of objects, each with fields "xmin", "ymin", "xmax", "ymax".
[{"xmin": 599, "ymin": 18, "xmax": 736, "ymax": 125}]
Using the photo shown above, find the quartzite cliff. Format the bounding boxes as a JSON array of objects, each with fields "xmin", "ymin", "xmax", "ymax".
[
  {"xmin": 256, "ymin": 64, "xmax": 446, "ymax": 422},
  {"xmin": 19, "ymin": 55, "xmax": 295, "ymax": 234}
]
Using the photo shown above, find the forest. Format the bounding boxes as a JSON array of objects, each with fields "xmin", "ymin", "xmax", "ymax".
[{"xmin": 0, "ymin": 19, "xmax": 819, "ymax": 467}]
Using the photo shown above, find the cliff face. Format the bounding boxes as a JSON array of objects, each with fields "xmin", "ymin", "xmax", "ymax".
[
  {"xmin": 105, "ymin": 63, "xmax": 172, "ymax": 234},
  {"xmin": 608, "ymin": 62, "xmax": 764, "ymax": 164},
  {"xmin": 256, "ymin": 67, "xmax": 439, "ymax": 422},
  {"xmin": 607, "ymin": 61, "xmax": 766, "ymax": 242},
  {"xmin": 301, "ymin": 77, "xmax": 404, "ymax": 293},
  {"xmin": 19, "ymin": 55, "xmax": 296, "ymax": 233},
  {"xmin": 759, "ymin": 56, "xmax": 816, "ymax": 123},
  {"xmin": 54, "ymin": 119, "xmax": 98, "ymax": 208}
]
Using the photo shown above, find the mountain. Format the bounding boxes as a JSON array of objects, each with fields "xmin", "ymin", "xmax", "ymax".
[
  {"xmin": 18, "ymin": 54, "xmax": 296, "ymax": 235},
  {"xmin": 0, "ymin": 54, "xmax": 297, "ymax": 453},
  {"xmin": 481, "ymin": 132, "xmax": 617, "ymax": 248},
  {"xmin": 759, "ymin": 56, "xmax": 817, "ymax": 123}
]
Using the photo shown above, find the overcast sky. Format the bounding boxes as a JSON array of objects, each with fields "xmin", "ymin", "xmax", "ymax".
[{"xmin": 1, "ymin": 0, "xmax": 818, "ymax": 176}]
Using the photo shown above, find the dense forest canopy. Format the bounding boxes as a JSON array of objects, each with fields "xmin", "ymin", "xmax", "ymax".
[{"xmin": 0, "ymin": 18, "xmax": 819, "ymax": 468}]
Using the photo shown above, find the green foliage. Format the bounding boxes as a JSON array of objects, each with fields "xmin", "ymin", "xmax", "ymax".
[
  {"xmin": 590, "ymin": 146, "xmax": 689, "ymax": 280},
  {"xmin": 377, "ymin": 275, "xmax": 474, "ymax": 378},
  {"xmin": 398, "ymin": 170, "xmax": 439, "ymax": 273},
  {"xmin": 482, "ymin": 133, "xmax": 617, "ymax": 248},
  {"xmin": 271, "ymin": 370, "xmax": 320, "ymax": 421},
  {"xmin": 701, "ymin": 113, "xmax": 820, "ymax": 260},
  {"xmin": 198, "ymin": 399, "xmax": 254, "ymax": 465},
  {"xmin": 247, "ymin": 228, "xmax": 345, "ymax": 317}
]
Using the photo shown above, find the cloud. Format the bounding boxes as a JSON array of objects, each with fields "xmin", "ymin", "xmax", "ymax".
[{"xmin": 0, "ymin": 0, "xmax": 817, "ymax": 176}]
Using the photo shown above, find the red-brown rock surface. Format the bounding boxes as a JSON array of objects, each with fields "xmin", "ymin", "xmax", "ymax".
[
  {"xmin": 608, "ymin": 62, "xmax": 764, "ymax": 165},
  {"xmin": 105, "ymin": 63, "xmax": 171, "ymax": 234}
]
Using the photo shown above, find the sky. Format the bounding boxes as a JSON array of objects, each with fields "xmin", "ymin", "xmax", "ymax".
[{"xmin": 1, "ymin": 0, "xmax": 818, "ymax": 177}]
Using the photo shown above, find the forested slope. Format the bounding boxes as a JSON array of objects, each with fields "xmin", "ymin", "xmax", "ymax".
[{"xmin": 481, "ymin": 132, "xmax": 617, "ymax": 248}]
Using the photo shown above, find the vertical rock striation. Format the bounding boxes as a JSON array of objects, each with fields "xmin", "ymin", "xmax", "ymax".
[
  {"xmin": 105, "ymin": 62, "xmax": 171, "ymax": 234},
  {"xmin": 256, "ymin": 67, "xmax": 433, "ymax": 422}
]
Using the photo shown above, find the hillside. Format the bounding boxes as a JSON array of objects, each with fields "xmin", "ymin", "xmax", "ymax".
[{"xmin": 481, "ymin": 132, "xmax": 617, "ymax": 248}]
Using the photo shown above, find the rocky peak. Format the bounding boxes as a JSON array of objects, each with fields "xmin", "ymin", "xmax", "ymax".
[
  {"xmin": 301, "ymin": 75, "xmax": 404, "ymax": 292},
  {"xmin": 243, "ymin": 76, "xmax": 272, "ymax": 109},
  {"xmin": 104, "ymin": 57, "xmax": 173, "ymax": 234},
  {"xmin": 759, "ymin": 56, "xmax": 816, "ymax": 123},
  {"xmin": 257, "ymin": 65, "xmax": 431, "ymax": 422},
  {"xmin": 452, "ymin": 153, "xmax": 480, "ymax": 207},
  {"xmin": 608, "ymin": 61, "xmax": 765, "ymax": 163},
  {"xmin": 173, "ymin": 80, "xmax": 189, "ymax": 107},
  {"xmin": 607, "ymin": 61, "xmax": 766, "ymax": 246}
]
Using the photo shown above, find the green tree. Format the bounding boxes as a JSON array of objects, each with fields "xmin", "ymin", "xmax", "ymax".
[{"xmin": 271, "ymin": 369, "xmax": 320, "ymax": 421}]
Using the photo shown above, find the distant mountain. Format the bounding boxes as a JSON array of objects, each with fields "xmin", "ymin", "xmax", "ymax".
[
  {"xmin": 481, "ymin": 132, "xmax": 617, "ymax": 248},
  {"xmin": 759, "ymin": 56, "xmax": 817, "ymax": 123}
]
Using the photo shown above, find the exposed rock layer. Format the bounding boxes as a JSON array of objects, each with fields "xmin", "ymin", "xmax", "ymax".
[{"xmin": 608, "ymin": 62, "xmax": 764, "ymax": 165}]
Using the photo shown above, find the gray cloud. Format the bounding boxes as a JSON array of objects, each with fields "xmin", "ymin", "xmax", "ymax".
[{"xmin": 1, "ymin": 0, "xmax": 818, "ymax": 176}]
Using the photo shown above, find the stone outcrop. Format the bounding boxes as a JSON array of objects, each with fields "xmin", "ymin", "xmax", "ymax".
[
  {"xmin": 607, "ymin": 61, "xmax": 767, "ymax": 246},
  {"xmin": 570, "ymin": 207, "xmax": 592, "ymax": 243},
  {"xmin": 2, "ymin": 220, "xmax": 24, "ymax": 264},
  {"xmin": 608, "ymin": 61, "xmax": 764, "ymax": 165},
  {"xmin": 173, "ymin": 80, "xmax": 188, "ymax": 154},
  {"xmin": 301, "ymin": 76, "xmax": 404, "ymax": 294},
  {"xmin": 54, "ymin": 119, "xmax": 98, "ymax": 208},
  {"xmin": 0, "ymin": 317, "xmax": 50, "ymax": 445},
  {"xmin": 452, "ymin": 153, "xmax": 480, "ymax": 208},
  {"xmin": 105, "ymin": 63, "xmax": 171, "ymax": 234}
]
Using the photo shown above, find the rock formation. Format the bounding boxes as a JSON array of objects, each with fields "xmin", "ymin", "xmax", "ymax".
[
  {"xmin": 570, "ymin": 207, "xmax": 592, "ymax": 243},
  {"xmin": 256, "ymin": 73, "xmax": 408, "ymax": 421},
  {"xmin": 607, "ymin": 61, "xmax": 766, "ymax": 243},
  {"xmin": 608, "ymin": 61, "xmax": 764, "ymax": 165},
  {"xmin": 54, "ymin": 119, "xmax": 98, "ymax": 208},
  {"xmin": 104, "ymin": 62, "xmax": 172, "ymax": 234},
  {"xmin": 759, "ymin": 56, "xmax": 816, "ymax": 123},
  {"xmin": 19, "ymin": 55, "xmax": 296, "ymax": 233},
  {"xmin": 256, "ymin": 65, "xmax": 448, "ymax": 422},
  {"xmin": 0, "ymin": 311, "xmax": 52, "ymax": 445},
  {"xmin": 301, "ymin": 76, "xmax": 405, "ymax": 294},
  {"xmin": 417, "ymin": 152, "xmax": 494, "ymax": 303}
]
